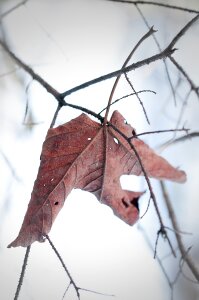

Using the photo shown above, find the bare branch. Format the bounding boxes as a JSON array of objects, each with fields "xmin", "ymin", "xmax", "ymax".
[
  {"xmin": 109, "ymin": 122, "xmax": 176, "ymax": 256},
  {"xmin": 160, "ymin": 181, "xmax": 199, "ymax": 282},
  {"xmin": 103, "ymin": 26, "xmax": 156, "ymax": 124},
  {"xmin": 131, "ymin": 127, "xmax": 188, "ymax": 139},
  {"xmin": 0, "ymin": 149, "xmax": 20, "ymax": 181},
  {"xmin": 0, "ymin": 0, "xmax": 28, "ymax": 20},
  {"xmin": 106, "ymin": 0, "xmax": 199, "ymax": 14},
  {"xmin": 169, "ymin": 56, "xmax": 199, "ymax": 99},
  {"xmin": 135, "ymin": 4, "xmax": 177, "ymax": 105},
  {"xmin": 61, "ymin": 46, "xmax": 175, "ymax": 99},
  {"xmin": 167, "ymin": 13, "xmax": 199, "ymax": 50},
  {"xmin": 171, "ymin": 132, "xmax": 199, "ymax": 144},
  {"xmin": 124, "ymin": 73, "xmax": 150, "ymax": 124},
  {"xmin": 99, "ymin": 89, "xmax": 155, "ymax": 115},
  {"xmin": 45, "ymin": 235, "xmax": 81, "ymax": 299},
  {"xmin": 14, "ymin": 246, "xmax": 31, "ymax": 300},
  {"xmin": 50, "ymin": 103, "xmax": 62, "ymax": 128}
]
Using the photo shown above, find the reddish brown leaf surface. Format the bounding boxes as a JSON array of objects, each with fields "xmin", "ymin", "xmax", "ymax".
[{"xmin": 8, "ymin": 111, "xmax": 186, "ymax": 247}]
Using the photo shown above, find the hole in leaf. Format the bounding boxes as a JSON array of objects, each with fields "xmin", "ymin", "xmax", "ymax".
[
  {"xmin": 122, "ymin": 198, "xmax": 129, "ymax": 208},
  {"xmin": 87, "ymin": 137, "xmax": 91, "ymax": 141},
  {"xmin": 130, "ymin": 197, "xmax": 139, "ymax": 211},
  {"xmin": 54, "ymin": 201, "xmax": 59, "ymax": 205},
  {"xmin": 113, "ymin": 138, "xmax": 119, "ymax": 144}
]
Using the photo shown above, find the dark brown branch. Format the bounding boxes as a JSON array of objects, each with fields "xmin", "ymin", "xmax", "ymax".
[
  {"xmin": 14, "ymin": 246, "xmax": 31, "ymax": 300},
  {"xmin": 106, "ymin": 0, "xmax": 199, "ymax": 14},
  {"xmin": 160, "ymin": 181, "xmax": 199, "ymax": 282}
]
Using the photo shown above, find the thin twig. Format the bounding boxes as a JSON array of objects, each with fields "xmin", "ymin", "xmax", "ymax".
[
  {"xmin": 14, "ymin": 246, "xmax": 31, "ymax": 300},
  {"xmin": 169, "ymin": 56, "xmax": 199, "ymax": 99},
  {"xmin": 99, "ymin": 89, "xmax": 156, "ymax": 115},
  {"xmin": 103, "ymin": 26, "xmax": 156, "ymax": 124},
  {"xmin": 106, "ymin": 0, "xmax": 199, "ymax": 14},
  {"xmin": 0, "ymin": 27, "xmax": 178, "ymax": 105},
  {"xmin": 124, "ymin": 73, "xmax": 150, "ymax": 124},
  {"xmin": 171, "ymin": 132, "xmax": 199, "ymax": 144},
  {"xmin": 131, "ymin": 127, "xmax": 188, "ymax": 139},
  {"xmin": 109, "ymin": 122, "xmax": 176, "ymax": 256},
  {"xmin": 0, "ymin": 0, "xmax": 28, "ymax": 20},
  {"xmin": 61, "ymin": 47, "xmax": 175, "ymax": 98},
  {"xmin": 160, "ymin": 181, "xmax": 199, "ymax": 282},
  {"xmin": 0, "ymin": 39, "xmax": 61, "ymax": 100},
  {"xmin": 79, "ymin": 288, "xmax": 115, "ymax": 297},
  {"xmin": 0, "ymin": 149, "xmax": 20, "ymax": 181},
  {"xmin": 50, "ymin": 103, "xmax": 62, "ymax": 128},
  {"xmin": 45, "ymin": 235, "xmax": 81, "ymax": 299},
  {"xmin": 135, "ymin": 4, "xmax": 177, "ymax": 105},
  {"xmin": 167, "ymin": 13, "xmax": 199, "ymax": 51},
  {"xmin": 164, "ymin": 226, "xmax": 192, "ymax": 236},
  {"xmin": 138, "ymin": 225, "xmax": 173, "ymax": 289},
  {"xmin": 61, "ymin": 12, "xmax": 199, "ymax": 99}
]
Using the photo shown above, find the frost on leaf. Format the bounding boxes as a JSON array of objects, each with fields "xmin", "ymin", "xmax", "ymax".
[{"xmin": 8, "ymin": 111, "xmax": 186, "ymax": 247}]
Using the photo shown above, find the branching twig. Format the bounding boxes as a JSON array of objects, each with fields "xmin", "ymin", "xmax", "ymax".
[
  {"xmin": 103, "ymin": 26, "xmax": 156, "ymax": 124},
  {"xmin": 61, "ymin": 45, "xmax": 175, "ymax": 99},
  {"xmin": 160, "ymin": 181, "xmax": 199, "ymax": 282},
  {"xmin": 106, "ymin": 0, "xmax": 199, "ymax": 14},
  {"xmin": 99, "ymin": 89, "xmax": 156, "ymax": 115},
  {"xmin": 45, "ymin": 235, "xmax": 81, "ymax": 299},
  {"xmin": 169, "ymin": 56, "xmax": 199, "ymax": 99},
  {"xmin": 124, "ymin": 73, "xmax": 150, "ymax": 124},
  {"xmin": 14, "ymin": 246, "xmax": 31, "ymax": 300},
  {"xmin": 109, "ymin": 123, "xmax": 176, "ymax": 256},
  {"xmin": 46, "ymin": 235, "xmax": 113, "ymax": 300},
  {"xmin": 135, "ymin": 4, "xmax": 177, "ymax": 105}
]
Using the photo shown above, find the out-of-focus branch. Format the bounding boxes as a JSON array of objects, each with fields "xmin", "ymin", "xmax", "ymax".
[
  {"xmin": 0, "ymin": 0, "xmax": 28, "ymax": 20},
  {"xmin": 169, "ymin": 56, "xmax": 199, "ymax": 98},
  {"xmin": 171, "ymin": 132, "xmax": 199, "ymax": 144},
  {"xmin": 160, "ymin": 181, "xmax": 199, "ymax": 283},
  {"xmin": 135, "ymin": 4, "xmax": 177, "ymax": 105}
]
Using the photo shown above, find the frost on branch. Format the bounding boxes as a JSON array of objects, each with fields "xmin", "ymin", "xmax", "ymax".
[{"xmin": 8, "ymin": 111, "xmax": 186, "ymax": 247}]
